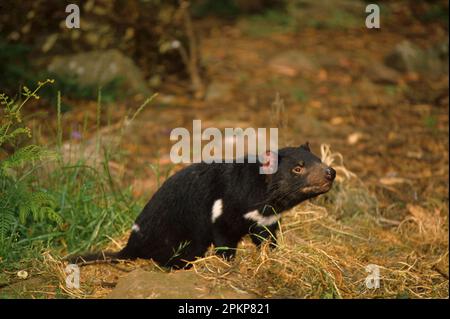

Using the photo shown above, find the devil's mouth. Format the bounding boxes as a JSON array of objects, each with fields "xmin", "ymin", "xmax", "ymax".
[{"xmin": 300, "ymin": 182, "xmax": 333, "ymax": 194}]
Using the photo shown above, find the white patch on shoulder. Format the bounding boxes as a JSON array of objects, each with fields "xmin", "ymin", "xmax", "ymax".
[
  {"xmin": 244, "ymin": 210, "xmax": 280, "ymax": 226},
  {"xmin": 131, "ymin": 223, "xmax": 140, "ymax": 232},
  {"xmin": 211, "ymin": 199, "xmax": 223, "ymax": 223}
]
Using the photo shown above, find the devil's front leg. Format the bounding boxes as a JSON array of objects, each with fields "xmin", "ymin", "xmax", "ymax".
[
  {"xmin": 249, "ymin": 222, "xmax": 279, "ymax": 249},
  {"xmin": 212, "ymin": 224, "xmax": 239, "ymax": 260}
]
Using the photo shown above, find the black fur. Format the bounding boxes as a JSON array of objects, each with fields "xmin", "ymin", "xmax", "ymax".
[{"xmin": 70, "ymin": 144, "xmax": 336, "ymax": 268}]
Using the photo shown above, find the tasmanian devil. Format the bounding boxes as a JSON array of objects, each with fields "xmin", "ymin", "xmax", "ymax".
[{"xmin": 70, "ymin": 143, "xmax": 336, "ymax": 268}]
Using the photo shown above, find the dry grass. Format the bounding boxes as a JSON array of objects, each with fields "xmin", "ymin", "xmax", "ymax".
[{"xmin": 41, "ymin": 145, "xmax": 448, "ymax": 299}]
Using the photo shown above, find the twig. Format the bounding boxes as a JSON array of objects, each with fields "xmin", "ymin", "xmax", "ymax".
[{"xmin": 178, "ymin": 1, "xmax": 205, "ymax": 99}]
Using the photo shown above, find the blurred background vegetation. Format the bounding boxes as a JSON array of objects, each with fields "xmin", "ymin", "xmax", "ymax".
[
  {"xmin": 0, "ymin": 0, "xmax": 286, "ymax": 99},
  {"xmin": 0, "ymin": 0, "xmax": 448, "ymax": 99}
]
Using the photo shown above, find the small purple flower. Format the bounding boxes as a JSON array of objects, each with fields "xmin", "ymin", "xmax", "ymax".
[{"xmin": 71, "ymin": 130, "xmax": 82, "ymax": 140}]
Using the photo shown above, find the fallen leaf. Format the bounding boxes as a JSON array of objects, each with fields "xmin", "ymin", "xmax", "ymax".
[
  {"xmin": 379, "ymin": 177, "xmax": 409, "ymax": 185},
  {"xmin": 17, "ymin": 270, "xmax": 28, "ymax": 280},
  {"xmin": 406, "ymin": 151, "xmax": 423, "ymax": 159},
  {"xmin": 330, "ymin": 117, "xmax": 344, "ymax": 125},
  {"xmin": 317, "ymin": 69, "xmax": 328, "ymax": 81},
  {"xmin": 347, "ymin": 132, "xmax": 363, "ymax": 145},
  {"xmin": 309, "ymin": 100, "xmax": 322, "ymax": 108}
]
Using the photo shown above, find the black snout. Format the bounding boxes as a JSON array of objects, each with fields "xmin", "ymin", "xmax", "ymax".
[{"xmin": 325, "ymin": 167, "xmax": 336, "ymax": 181}]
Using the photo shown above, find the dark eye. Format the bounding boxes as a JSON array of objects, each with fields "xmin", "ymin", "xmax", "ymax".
[{"xmin": 292, "ymin": 166, "xmax": 303, "ymax": 174}]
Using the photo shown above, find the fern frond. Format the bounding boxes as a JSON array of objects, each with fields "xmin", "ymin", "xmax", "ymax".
[
  {"xmin": 0, "ymin": 208, "xmax": 16, "ymax": 244},
  {"xmin": 3, "ymin": 183, "xmax": 62, "ymax": 235},
  {"xmin": 16, "ymin": 191, "xmax": 60, "ymax": 225},
  {"xmin": 0, "ymin": 127, "xmax": 30, "ymax": 146},
  {"xmin": 41, "ymin": 207, "xmax": 63, "ymax": 226},
  {"xmin": 0, "ymin": 145, "xmax": 56, "ymax": 174},
  {"xmin": 18, "ymin": 202, "xmax": 31, "ymax": 224}
]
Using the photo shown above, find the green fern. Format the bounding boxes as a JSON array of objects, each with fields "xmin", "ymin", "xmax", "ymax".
[
  {"xmin": 17, "ymin": 191, "xmax": 60, "ymax": 224},
  {"xmin": 0, "ymin": 145, "xmax": 56, "ymax": 174},
  {"xmin": 0, "ymin": 127, "xmax": 31, "ymax": 145},
  {"xmin": 0, "ymin": 177, "xmax": 61, "ymax": 245},
  {"xmin": 0, "ymin": 79, "xmax": 54, "ymax": 147},
  {"xmin": 0, "ymin": 80, "xmax": 62, "ymax": 249},
  {"xmin": 0, "ymin": 208, "xmax": 16, "ymax": 244}
]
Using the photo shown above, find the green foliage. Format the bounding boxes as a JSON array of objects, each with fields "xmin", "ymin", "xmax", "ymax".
[
  {"xmin": 44, "ymin": 74, "xmax": 124, "ymax": 108},
  {"xmin": 305, "ymin": 9, "xmax": 359, "ymax": 30},
  {"xmin": 241, "ymin": 9, "xmax": 296, "ymax": 37},
  {"xmin": 0, "ymin": 145, "xmax": 54, "ymax": 173},
  {"xmin": 191, "ymin": 0, "xmax": 240, "ymax": 18},
  {"xmin": 0, "ymin": 81, "xmax": 152, "ymax": 273},
  {"xmin": 0, "ymin": 80, "xmax": 60, "ymax": 252},
  {"xmin": 0, "ymin": 38, "xmax": 33, "ymax": 92},
  {"xmin": 0, "ymin": 1, "xmax": 190, "ymax": 90},
  {"xmin": 191, "ymin": 0, "xmax": 285, "ymax": 18},
  {"xmin": 291, "ymin": 88, "xmax": 309, "ymax": 102},
  {"xmin": 0, "ymin": 36, "xmax": 121, "ymax": 105},
  {"xmin": 420, "ymin": 3, "xmax": 449, "ymax": 25},
  {"xmin": 424, "ymin": 114, "xmax": 438, "ymax": 131},
  {"xmin": 42, "ymin": 154, "xmax": 141, "ymax": 254}
]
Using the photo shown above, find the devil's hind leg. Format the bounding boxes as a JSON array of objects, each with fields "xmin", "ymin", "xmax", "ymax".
[
  {"xmin": 249, "ymin": 223, "xmax": 279, "ymax": 249},
  {"xmin": 163, "ymin": 240, "xmax": 210, "ymax": 269},
  {"xmin": 212, "ymin": 226, "xmax": 239, "ymax": 260}
]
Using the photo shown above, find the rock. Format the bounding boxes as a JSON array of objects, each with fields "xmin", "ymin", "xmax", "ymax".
[
  {"xmin": 107, "ymin": 269, "xmax": 255, "ymax": 299},
  {"xmin": 47, "ymin": 49, "xmax": 150, "ymax": 95},
  {"xmin": 366, "ymin": 62, "xmax": 401, "ymax": 84},
  {"xmin": 269, "ymin": 50, "xmax": 316, "ymax": 77},
  {"xmin": 384, "ymin": 41, "xmax": 423, "ymax": 73},
  {"xmin": 384, "ymin": 40, "xmax": 449, "ymax": 78},
  {"xmin": 434, "ymin": 40, "xmax": 449, "ymax": 61},
  {"xmin": 427, "ymin": 40, "xmax": 449, "ymax": 77}
]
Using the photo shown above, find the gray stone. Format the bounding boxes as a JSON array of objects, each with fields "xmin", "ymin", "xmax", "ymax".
[
  {"xmin": 106, "ymin": 269, "xmax": 255, "ymax": 299},
  {"xmin": 366, "ymin": 62, "xmax": 401, "ymax": 84},
  {"xmin": 384, "ymin": 40, "xmax": 449, "ymax": 78},
  {"xmin": 384, "ymin": 41, "xmax": 424, "ymax": 73},
  {"xmin": 47, "ymin": 49, "xmax": 150, "ymax": 95}
]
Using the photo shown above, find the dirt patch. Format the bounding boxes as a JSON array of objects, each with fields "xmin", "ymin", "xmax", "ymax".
[{"xmin": 107, "ymin": 268, "xmax": 255, "ymax": 299}]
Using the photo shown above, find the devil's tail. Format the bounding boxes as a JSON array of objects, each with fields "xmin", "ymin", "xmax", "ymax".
[{"xmin": 66, "ymin": 246, "xmax": 135, "ymax": 266}]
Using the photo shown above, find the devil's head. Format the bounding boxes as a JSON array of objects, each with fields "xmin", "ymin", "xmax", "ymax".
[{"xmin": 261, "ymin": 143, "xmax": 336, "ymax": 211}]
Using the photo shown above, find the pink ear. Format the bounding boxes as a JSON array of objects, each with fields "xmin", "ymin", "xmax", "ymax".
[{"xmin": 260, "ymin": 150, "xmax": 278, "ymax": 174}]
